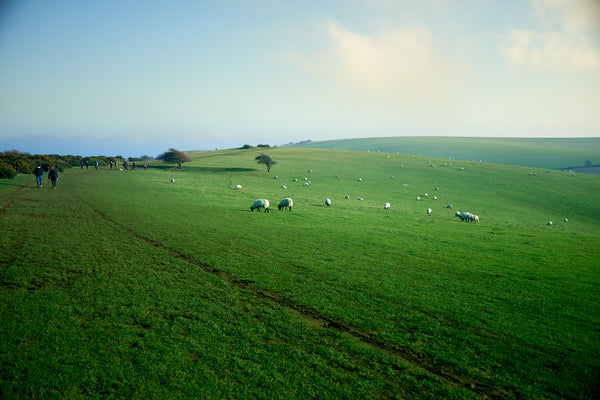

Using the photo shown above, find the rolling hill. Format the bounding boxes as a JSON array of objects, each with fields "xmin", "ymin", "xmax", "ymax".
[
  {"xmin": 286, "ymin": 136, "xmax": 600, "ymax": 172},
  {"xmin": 1, "ymin": 146, "xmax": 599, "ymax": 399}
]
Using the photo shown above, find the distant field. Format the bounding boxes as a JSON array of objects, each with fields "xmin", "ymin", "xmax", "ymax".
[
  {"xmin": 1, "ymin": 147, "xmax": 599, "ymax": 399},
  {"xmin": 287, "ymin": 137, "xmax": 600, "ymax": 170}
]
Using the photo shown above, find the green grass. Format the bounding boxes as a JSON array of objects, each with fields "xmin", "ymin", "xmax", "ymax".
[
  {"xmin": 288, "ymin": 136, "xmax": 600, "ymax": 170},
  {"xmin": 1, "ymin": 147, "xmax": 599, "ymax": 399}
]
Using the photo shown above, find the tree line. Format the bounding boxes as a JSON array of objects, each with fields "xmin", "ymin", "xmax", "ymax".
[{"xmin": 0, "ymin": 150, "xmax": 154, "ymax": 179}]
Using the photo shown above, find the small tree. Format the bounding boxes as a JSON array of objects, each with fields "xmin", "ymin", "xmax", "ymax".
[
  {"xmin": 255, "ymin": 153, "xmax": 276, "ymax": 172},
  {"xmin": 158, "ymin": 148, "xmax": 191, "ymax": 169},
  {"xmin": 584, "ymin": 160, "xmax": 593, "ymax": 167}
]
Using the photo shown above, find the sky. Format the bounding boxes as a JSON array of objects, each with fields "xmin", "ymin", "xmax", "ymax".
[{"xmin": 1, "ymin": 0, "xmax": 599, "ymax": 157}]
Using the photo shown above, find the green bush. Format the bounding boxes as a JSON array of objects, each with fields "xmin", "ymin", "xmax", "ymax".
[
  {"xmin": 14, "ymin": 159, "xmax": 33, "ymax": 174},
  {"xmin": 0, "ymin": 163, "xmax": 16, "ymax": 179}
]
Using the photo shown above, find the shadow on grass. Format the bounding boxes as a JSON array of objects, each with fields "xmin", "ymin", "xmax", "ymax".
[{"xmin": 149, "ymin": 165, "xmax": 257, "ymax": 173}]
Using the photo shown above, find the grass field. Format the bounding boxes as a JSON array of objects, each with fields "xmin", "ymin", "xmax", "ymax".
[
  {"xmin": 1, "ymin": 147, "xmax": 599, "ymax": 399},
  {"xmin": 287, "ymin": 137, "xmax": 600, "ymax": 171}
]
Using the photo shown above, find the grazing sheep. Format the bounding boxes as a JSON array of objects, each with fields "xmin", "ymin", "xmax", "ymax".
[
  {"xmin": 358, "ymin": 197, "xmax": 363, "ymax": 201},
  {"xmin": 427, "ymin": 208, "xmax": 432, "ymax": 215},
  {"xmin": 433, "ymin": 196, "xmax": 437, "ymax": 200},
  {"xmin": 250, "ymin": 199, "xmax": 270, "ymax": 212},
  {"xmin": 564, "ymin": 218, "xmax": 568, "ymax": 222},
  {"xmin": 234, "ymin": 184, "xmax": 242, "ymax": 190},
  {"xmin": 292, "ymin": 178, "xmax": 298, "ymax": 182},
  {"xmin": 447, "ymin": 204, "xmax": 453, "ymax": 208},
  {"xmin": 416, "ymin": 196, "xmax": 421, "ymax": 201},
  {"xmin": 424, "ymin": 193, "xmax": 428, "ymax": 197},
  {"xmin": 281, "ymin": 185, "xmax": 287, "ymax": 189},
  {"xmin": 358, "ymin": 178, "xmax": 362, "ymax": 182},
  {"xmin": 345, "ymin": 195, "xmax": 350, "ymax": 199},
  {"xmin": 170, "ymin": 178, "xmax": 175, "ymax": 183},
  {"xmin": 384, "ymin": 202, "xmax": 391, "ymax": 210},
  {"xmin": 278, "ymin": 198, "xmax": 293, "ymax": 211},
  {"xmin": 303, "ymin": 182, "xmax": 310, "ymax": 186},
  {"xmin": 455, "ymin": 211, "xmax": 461, "ymax": 218},
  {"xmin": 547, "ymin": 221, "xmax": 553, "ymax": 226},
  {"xmin": 458, "ymin": 212, "xmax": 479, "ymax": 223},
  {"xmin": 308, "ymin": 169, "xmax": 312, "ymax": 173},
  {"xmin": 325, "ymin": 198, "xmax": 331, "ymax": 207},
  {"xmin": 273, "ymin": 176, "xmax": 278, "ymax": 179}
]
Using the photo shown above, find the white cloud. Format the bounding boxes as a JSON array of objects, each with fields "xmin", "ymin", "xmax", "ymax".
[
  {"xmin": 503, "ymin": 0, "xmax": 600, "ymax": 70},
  {"xmin": 294, "ymin": 19, "xmax": 464, "ymax": 102}
]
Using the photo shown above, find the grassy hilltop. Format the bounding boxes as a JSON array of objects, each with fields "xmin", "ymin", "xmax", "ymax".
[
  {"xmin": 1, "ymin": 147, "xmax": 599, "ymax": 399},
  {"xmin": 287, "ymin": 137, "xmax": 600, "ymax": 171}
]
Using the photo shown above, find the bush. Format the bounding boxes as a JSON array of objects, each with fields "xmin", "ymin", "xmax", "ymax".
[
  {"xmin": 0, "ymin": 163, "xmax": 16, "ymax": 179},
  {"xmin": 14, "ymin": 159, "xmax": 33, "ymax": 174}
]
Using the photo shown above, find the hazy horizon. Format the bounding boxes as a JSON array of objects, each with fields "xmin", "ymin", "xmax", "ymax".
[{"xmin": 1, "ymin": 0, "xmax": 599, "ymax": 157}]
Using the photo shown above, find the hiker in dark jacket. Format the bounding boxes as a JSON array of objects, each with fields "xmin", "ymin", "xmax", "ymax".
[
  {"xmin": 48, "ymin": 167, "xmax": 59, "ymax": 189},
  {"xmin": 34, "ymin": 165, "xmax": 43, "ymax": 187}
]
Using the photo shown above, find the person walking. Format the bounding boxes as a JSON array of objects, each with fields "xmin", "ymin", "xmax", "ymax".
[
  {"xmin": 34, "ymin": 165, "xmax": 43, "ymax": 187},
  {"xmin": 48, "ymin": 167, "xmax": 59, "ymax": 189},
  {"xmin": 110, "ymin": 160, "xmax": 113, "ymax": 169},
  {"xmin": 95, "ymin": 161, "xmax": 98, "ymax": 170}
]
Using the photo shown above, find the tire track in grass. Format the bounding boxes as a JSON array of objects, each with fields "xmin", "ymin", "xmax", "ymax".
[
  {"xmin": 86, "ymin": 201, "xmax": 515, "ymax": 400},
  {"xmin": 0, "ymin": 181, "xmax": 34, "ymax": 211}
]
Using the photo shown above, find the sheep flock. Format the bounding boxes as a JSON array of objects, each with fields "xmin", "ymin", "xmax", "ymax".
[{"xmin": 237, "ymin": 157, "xmax": 569, "ymax": 227}]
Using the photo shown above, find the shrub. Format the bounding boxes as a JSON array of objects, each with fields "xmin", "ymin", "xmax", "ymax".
[
  {"xmin": 0, "ymin": 163, "xmax": 16, "ymax": 179},
  {"xmin": 14, "ymin": 159, "xmax": 33, "ymax": 174}
]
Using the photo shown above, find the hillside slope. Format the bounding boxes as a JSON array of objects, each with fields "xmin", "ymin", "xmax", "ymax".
[{"xmin": 286, "ymin": 137, "xmax": 600, "ymax": 171}]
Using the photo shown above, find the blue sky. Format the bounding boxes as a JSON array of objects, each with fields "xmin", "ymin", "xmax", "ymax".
[{"xmin": 1, "ymin": 0, "xmax": 599, "ymax": 157}]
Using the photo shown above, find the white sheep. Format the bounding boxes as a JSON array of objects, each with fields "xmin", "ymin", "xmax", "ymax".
[
  {"xmin": 427, "ymin": 208, "xmax": 432, "ymax": 215},
  {"xmin": 447, "ymin": 204, "xmax": 453, "ymax": 208},
  {"xmin": 471, "ymin": 214, "xmax": 479, "ymax": 223},
  {"xmin": 547, "ymin": 221, "xmax": 553, "ymax": 226},
  {"xmin": 170, "ymin": 178, "xmax": 175, "ymax": 183},
  {"xmin": 455, "ymin": 211, "xmax": 461, "ymax": 218},
  {"xmin": 358, "ymin": 178, "xmax": 362, "ymax": 182},
  {"xmin": 345, "ymin": 195, "xmax": 350, "ymax": 199},
  {"xmin": 358, "ymin": 197, "xmax": 363, "ymax": 201},
  {"xmin": 325, "ymin": 198, "xmax": 331, "ymax": 207},
  {"xmin": 384, "ymin": 202, "xmax": 391, "ymax": 210},
  {"xmin": 273, "ymin": 176, "xmax": 278, "ymax": 179},
  {"xmin": 292, "ymin": 178, "xmax": 298, "ymax": 182},
  {"xmin": 564, "ymin": 218, "xmax": 568, "ymax": 222},
  {"xmin": 250, "ymin": 199, "xmax": 270, "ymax": 212},
  {"xmin": 234, "ymin": 184, "xmax": 242, "ymax": 190},
  {"xmin": 303, "ymin": 182, "xmax": 310, "ymax": 186},
  {"xmin": 278, "ymin": 198, "xmax": 293, "ymax": 211},
  {"xmin": 416, "ymin": 196, "xmax": 421, "ymax": 201},
  {"xmin": 281, "ymin": 185, "xmax": 287, "ymax": 189},
  {"xmin": 433, "ymin": 196, "xmax": 437, "ymax": 200}
]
